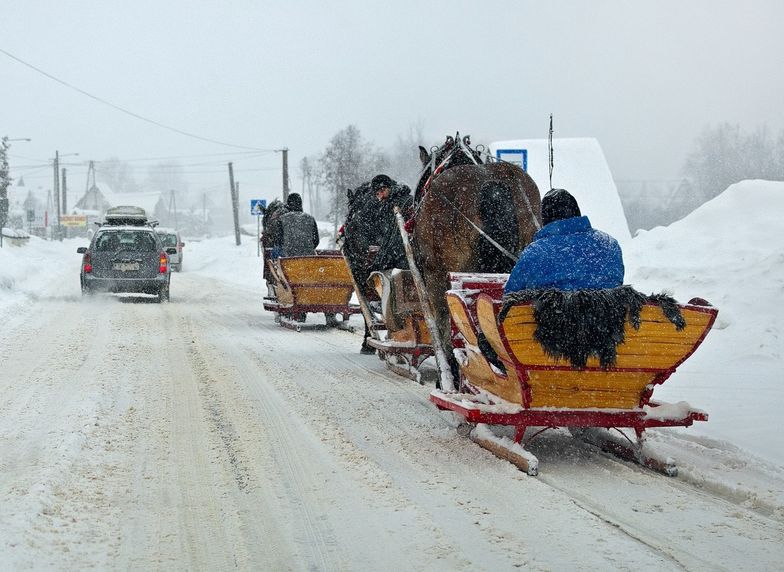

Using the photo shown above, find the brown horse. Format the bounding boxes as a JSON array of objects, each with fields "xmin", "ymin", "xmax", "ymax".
[{"xmin": 411, "ymin": 134, "xmax": 542, "ymax": 375}]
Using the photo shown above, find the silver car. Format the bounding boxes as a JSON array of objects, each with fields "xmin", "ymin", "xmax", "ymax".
[
  {"xmin": 78, "ymin": 226, "xmax": 176, "ymax": 302},
  {"xmin": 155, "ymin": 228, "xmax": 185, "ymax": 271}
]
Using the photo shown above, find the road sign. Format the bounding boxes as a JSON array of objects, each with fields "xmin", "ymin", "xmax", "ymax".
[
  {"xmin": 250, "ymin": 199, "xmax": 267, "ymax": 216},
  {"xmin": 495, "ymin": 148, "xmax": 528, "ymax": 172},
  {"xmin": 60, "ymin": 214, "xmax": 88, "ymax": 228}
]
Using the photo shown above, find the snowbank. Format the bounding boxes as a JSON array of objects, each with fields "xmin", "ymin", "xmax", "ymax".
[{"xmin": 624, "ymin": 180, "xmax": 784, "ymax": 463}]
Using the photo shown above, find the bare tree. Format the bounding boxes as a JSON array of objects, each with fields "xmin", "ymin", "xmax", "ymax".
[
  {"xmin": 145, "ymin": 161, "xmax": 188, "ymax": 196},
  {"xmin": 96, "ymin": 157, "xmax": 139, "ymax": 193},
  {"xmin": 387, "ymin": 121, "xmax": 426, "ymax": 188},
  {"xmin": 299, "ymin": 156, "xmax": 320, "ymax": 216},
  {"xmin": 683, "ymin": 122, "xmax": 784, "ymax": 203},
  {"xmin": 319, "ymin": 125, "xmax": 388, "ymax": 234}
]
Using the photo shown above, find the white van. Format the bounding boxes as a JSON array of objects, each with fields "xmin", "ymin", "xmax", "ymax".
[{"xmin": 155, "ymin": 228, "xmax": 185, "ymax": 271}]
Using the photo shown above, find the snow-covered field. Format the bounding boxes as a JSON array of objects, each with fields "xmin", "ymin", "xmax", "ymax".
[{"xmin": 1, "ymin": 180, "xmax": 783, "ymax": 570}]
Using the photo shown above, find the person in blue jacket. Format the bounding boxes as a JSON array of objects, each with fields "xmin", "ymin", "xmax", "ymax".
[{"xmin": 504, "ymin": 188, "xmax": 624, "ymax": 294}]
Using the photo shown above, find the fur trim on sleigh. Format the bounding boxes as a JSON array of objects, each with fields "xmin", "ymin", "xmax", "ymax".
[{"xmin": 499, "ymin": 286, "xmax": 685, "ymax": 368}]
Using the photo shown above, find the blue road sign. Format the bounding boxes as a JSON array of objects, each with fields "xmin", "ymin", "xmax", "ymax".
[
  {"xmin": 495, "ymin": 149, "xmax": 528, "ymax": 172},
  {"xmin": 250, "ymin": 199, "xmax": 267, "ymax": 215}
]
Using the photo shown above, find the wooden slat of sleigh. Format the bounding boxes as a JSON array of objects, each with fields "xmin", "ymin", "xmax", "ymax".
[
  {"xmin": 280, "ymin": 256, "xmax": 353, "ymax": 285},
  {"xmin": 525, "ymin": 370, "xmax": 656, "ymax": 409},
  {"xmin": 471, "ymin": 294, "xmax": 717, "ymax": 409},
  {"xmin": 276, "ymin": 257, "xmax": 355, "ymax": 307}
]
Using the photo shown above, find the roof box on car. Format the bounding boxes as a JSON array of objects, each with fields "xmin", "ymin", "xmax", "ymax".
[{"xmin": 103, "ymin": 205, "xmax": 149, "ymax": 226}]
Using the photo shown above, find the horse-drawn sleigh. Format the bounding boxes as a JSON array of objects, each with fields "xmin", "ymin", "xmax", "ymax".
[
  {"xmin": 261, "ymin": 199, "xmax": 360, "ymax": 331},
  {"xmin": 341, "ymin": 134, "xmax": 541, "ymax": 381},
  {"xmin": 431, "ymin": 273, "xmax": 717, "ymax": 476},
  {"xmin": 339, "ymin": 133, "xmax": 718, "ymax": 475}
]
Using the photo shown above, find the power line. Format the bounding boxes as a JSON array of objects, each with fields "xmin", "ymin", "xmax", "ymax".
[
  {"xmin": 94, "ymin": 150, "xmax": 273, "ymax": 163},
  {"xmin": 0, "ymin": 46, "xmax": 274, "ymax": 151}
]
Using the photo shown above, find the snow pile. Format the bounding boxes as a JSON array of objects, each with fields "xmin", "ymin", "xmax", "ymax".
[
  {"xmin": 0, "ymin": 236, "xmax": 82, "ymax": 312},
  {"xmin": 624, "ymin": 180, "xmax": 784, "ymax": 463},
  {"xmin": 489, "ymin": 137, "xmax": 631, "ymax": 241}
]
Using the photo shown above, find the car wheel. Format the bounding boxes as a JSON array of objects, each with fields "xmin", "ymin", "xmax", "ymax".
[
  {"xmin": 159, "ymin": 285, "xmax": 170, "ymax": 303},
  {"xmin": 81, "ymin": 280, "xmax": 93, "ymax": 297}
]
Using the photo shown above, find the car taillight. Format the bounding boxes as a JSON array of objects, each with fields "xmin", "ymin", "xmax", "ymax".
[
  {"xmin": 83, "ymin": 253, "xmax": 92, "ymax": 273},
  {"xmin": 159, "ymin": 252, "xmax": 168, "ymax": 273}
]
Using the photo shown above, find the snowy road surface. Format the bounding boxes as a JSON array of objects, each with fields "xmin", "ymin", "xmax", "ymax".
[{"xmin": 1, "ymin": 247, "xmax": 783, "ymax": 571}]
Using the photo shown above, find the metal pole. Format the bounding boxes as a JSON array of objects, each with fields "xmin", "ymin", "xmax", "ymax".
[
  {"xmin": 256, "ymin": 214, "xmax": 260, "ymax": 257},
  {"xmin": 61, "ymin": 167, "xmax": 67, "ymax": 214},
  {"xmin": 282, "ymin": 148, "xmax": 289, "ymax": 202},
  {"xmin": 53, "ymin": 151, "xmax": 61, "ymax": 240},
  {"xmin": 61, "ymin": 167, "xmax": 68, "ymax": 239},
  {"xmin": 228, "ymin": 162, "xmax": 241, "ymax": 246}
]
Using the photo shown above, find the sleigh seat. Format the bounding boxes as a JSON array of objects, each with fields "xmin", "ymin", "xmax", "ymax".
[{"xmin": 431, "ymin": 273, "xmax": 718, "ymax": 475}]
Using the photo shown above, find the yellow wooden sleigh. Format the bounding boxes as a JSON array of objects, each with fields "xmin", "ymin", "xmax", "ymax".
[
  {"xmin": 361, "ymin": 270, "xmax": 434, "ymax": 379},
  {"xmin": 263, "ymin": 250, "xmax": 361, "ymax": 331},
  {"xmin": 431, "ymin": 273, "xmax": 718, "ymax": 475}
]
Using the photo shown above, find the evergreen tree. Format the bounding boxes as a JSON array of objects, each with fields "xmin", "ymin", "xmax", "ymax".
[{"xmin": 0, "ymin": 137, "xmax": 12, "ymax": 236}]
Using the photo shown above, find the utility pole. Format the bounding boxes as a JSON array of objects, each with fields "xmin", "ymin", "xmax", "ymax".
[
  {"xmin": 61, "ymin": 167, "xmax": 68, "ymax": 238},
  {"xmin": 168, "ymin": 189, "xmax": 179, "ymax": 229},
  {"xmin": 61, "ymin": 167, "xmax": 67, "ymax": 214},
  {"xmin": 281, "ymin": 148, "xmax": 290, "ymax": 201},
  {"xmin": 228, "ymin": 162, "xmax": 241, "ymax": 246},
  {"xmin": 53, "ymin": 151, "xmax": 61, "ymax": 240}
]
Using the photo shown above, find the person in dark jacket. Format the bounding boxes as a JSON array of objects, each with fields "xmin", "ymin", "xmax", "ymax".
[
  {"xmin": 275, "ymin": 193, "xmax": 320, "ymax": 257},
  {"xmin": 504, "ymin": 188, "xmax": 624, "ymax": 294},
  {"xmin": 368, "ymin": 174, "xmax": 414, "ymax": 272}
]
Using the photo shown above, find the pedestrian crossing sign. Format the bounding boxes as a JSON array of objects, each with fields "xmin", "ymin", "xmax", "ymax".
[{"xmin": 250, "ymin": 199, "xmax": 267, "ymax": 215}]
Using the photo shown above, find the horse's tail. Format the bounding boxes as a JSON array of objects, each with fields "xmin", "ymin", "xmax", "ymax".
[{"xmin": 477, "ymin": 181, "xmax": 519, "ymax": 273}]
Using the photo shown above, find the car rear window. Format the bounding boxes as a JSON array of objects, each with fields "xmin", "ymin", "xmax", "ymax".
[
  {"xmin": 95, "ymin": 230, "xmax": 158, "ymax": 252},
  {"xmin": 158, "ymin": 233, "xmax": 178, "ymax": 247}
]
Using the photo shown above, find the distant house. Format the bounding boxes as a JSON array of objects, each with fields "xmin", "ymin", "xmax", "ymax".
[
  {"xmin": 6, "ymin": 179, "xmax": 48, "ymax": 233},
  {"xmin": 73, "ymin": 183, "xmax": 112, "ymax": 213}
]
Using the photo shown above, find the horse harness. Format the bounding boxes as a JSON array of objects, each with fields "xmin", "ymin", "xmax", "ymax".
[{"xmin": 412, "ymin": 135, "xmax": 538, "ymax": 264}]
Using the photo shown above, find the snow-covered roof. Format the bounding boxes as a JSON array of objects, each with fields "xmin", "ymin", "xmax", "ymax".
[{"xmin": 489, "ymin": 137, "xmax": 631, "ymax": 241}]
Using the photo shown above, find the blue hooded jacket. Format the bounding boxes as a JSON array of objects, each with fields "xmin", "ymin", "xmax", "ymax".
[{"xmin": 504, "ymin": 215, "xmax": 624, "ymax": 293}]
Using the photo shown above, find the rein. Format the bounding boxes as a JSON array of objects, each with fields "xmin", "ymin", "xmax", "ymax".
[
  {"xmin": 410, "ymin": 135, "xmax": 540, "ymax": 264},
  {"xmin": 429, "ymin": 190, "xmax": 519, "ymax": 263}
]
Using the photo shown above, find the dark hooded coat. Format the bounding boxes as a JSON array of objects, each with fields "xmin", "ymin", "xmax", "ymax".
[
  {"xmin": 369, "ymin": 182, "xmax": 414, "ymax": 272},
  {"xmin": 275, "ymin": 194, "xmax": 320, "ymax": 257}
]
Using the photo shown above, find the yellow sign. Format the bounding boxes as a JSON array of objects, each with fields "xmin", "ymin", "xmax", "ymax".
[{"xmin": 60, "ymin": 215, "xmax": 88, "ymax": 228}]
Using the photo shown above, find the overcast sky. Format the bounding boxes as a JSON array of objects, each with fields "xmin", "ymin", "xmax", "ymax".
[{"xmin": 3, "ymin": 0, "xmax": 783, "ymax": 205}]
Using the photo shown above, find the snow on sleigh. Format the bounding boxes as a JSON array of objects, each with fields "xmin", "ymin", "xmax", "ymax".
[
  {"xmin": 363, "ymin": 269, "xmax": 435, "ymax": 381},
  {"xmin": 431, "ymin": 273, "xmax": 718, "ymax": 476},
  {"xmin": 263, "ymin": 249, "xmax": 361, "ymax": 331}
]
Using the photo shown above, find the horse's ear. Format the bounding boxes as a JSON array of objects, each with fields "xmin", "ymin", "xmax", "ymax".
[{"xmin": 419, "ymin": 145, "xmax": 430, "ymax": 166}]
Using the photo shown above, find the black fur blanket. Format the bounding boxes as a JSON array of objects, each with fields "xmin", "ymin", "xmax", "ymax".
[{"xmin": 499, "ymin": 286, "xmax": 685, "ymax": 368}]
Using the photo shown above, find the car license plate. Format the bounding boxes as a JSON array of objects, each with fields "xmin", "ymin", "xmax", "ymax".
[{"xmin": 113, "ymin": 262, "xmax": 140, "ymax": 271}]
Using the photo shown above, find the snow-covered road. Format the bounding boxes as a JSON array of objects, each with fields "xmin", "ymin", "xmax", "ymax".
[{"xmin": 1, "ymin": 249, "xmax": 782, "ymax": 571}]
